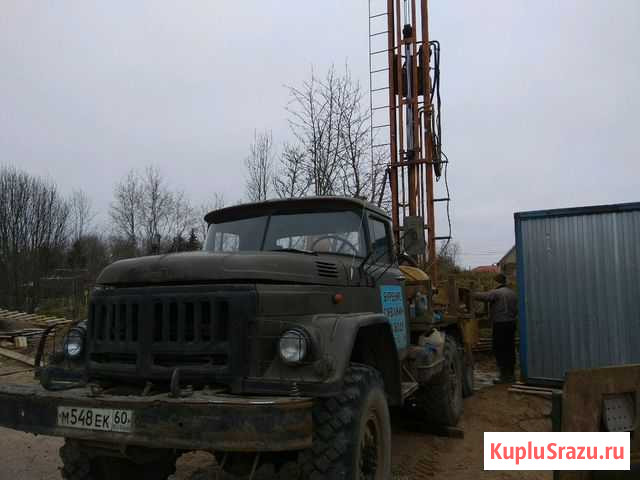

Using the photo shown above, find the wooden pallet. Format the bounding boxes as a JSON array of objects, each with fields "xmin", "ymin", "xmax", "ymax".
[
  {"xmin": 0, "ymin": 347, "xmax": 35, "ymax": 366},
  {"xmin": 0, "ymin": 308, "xmax": 72, "ymax": 328}
]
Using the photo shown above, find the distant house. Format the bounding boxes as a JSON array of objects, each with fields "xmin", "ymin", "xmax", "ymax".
[
  {"xmin": 471, "ymin": 265, "xmax": 500, "ymax": 274},
  {"xmin": 498, "ymin": 245, "xmax": 516, "ymax": 276}
]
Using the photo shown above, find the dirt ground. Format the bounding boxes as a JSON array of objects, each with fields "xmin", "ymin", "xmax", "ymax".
[{"xmin": 0, "ymin": 354, "xmax": 552, "ymax": 480}]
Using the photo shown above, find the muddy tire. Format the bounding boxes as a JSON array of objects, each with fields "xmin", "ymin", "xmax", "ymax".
[
  {"xmin": 60, "ymin": 440, "xmax": 177, "ymax": 480},
  {"xmin": 408, "ymin": 335, "xmax": 463, "ymax": 426},
  {"xmin": 462, "ymin": 350, "xmax": 474, "ymax": 398},
  {"xmin": 297, "ymin": 363, "xmax": 391, "ymax": 480}
]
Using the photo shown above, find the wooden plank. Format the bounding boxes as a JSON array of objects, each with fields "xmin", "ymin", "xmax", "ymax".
[
  {"xmin": 0, "ymin": 313, "xmax": 27, "ymax": 320},
  {"xmin": 0, "ymin": 329, "xmax": 44, "ymax": 336},
  {"xmin": 0, "ymin": 347, "xmax": 36, "ymax": 366},
  {"xmin": 0, "ymin": 369, "xmax": 33, "ymax": 377},
  {"xmin": 46, "ymin": 320, "xmax": 72, "ymax": 327},
  {"xmin": 508, "ymin": 387, "xmax": 552, "ymax": 398},
  {"xmin": 42, "ymin": 318, "xmax": 65, "ymax": 324},
  {"xmin": 512, "ymin": 383, "xmax": 561, "ymax": 394}
]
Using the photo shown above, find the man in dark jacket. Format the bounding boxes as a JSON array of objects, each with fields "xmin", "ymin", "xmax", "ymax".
[{"xmin": 473, "ymin": 273, "xmax": 518, "ymax": 383}]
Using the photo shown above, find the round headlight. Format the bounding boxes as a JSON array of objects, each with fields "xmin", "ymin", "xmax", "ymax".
[
  {"xmin": 64, "ymin": 328, "xmax": 85, "ymax": 360},
  {"xmin": 278, "ymin": 329, "xmax": 309, "ymax": 364}
]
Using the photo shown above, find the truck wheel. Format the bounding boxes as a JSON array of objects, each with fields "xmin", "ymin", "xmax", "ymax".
[
  {"xmin": 462, "ymin": 350, "xmax": 474, "ymax": 398},
  {"xmin": 298, "ymin": 364, "xmax": 391, "ymax": 480},
  {"xmin": 60, "ymin": 440, "xmax": 178, "ymax": 480},
  {"xmin": 408, "ymin": 336, "xmax": 463, "ymax": 426}
]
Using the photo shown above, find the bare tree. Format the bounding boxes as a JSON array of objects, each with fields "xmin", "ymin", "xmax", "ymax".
[
  {"xmin": 110, "ymin": 170, "xmax": 142, "ymax": 248},
  {"xmin": 107, "ymin": 235, "xmax": 138, "ymax": 262},
  {"xmin": 170, "ymin": 190, "xmax": 196, "ymax": 240},
  {"xmin": 286, "ymin": 66, "xmax": 351, "ymax": 196},
  {"xmin": 273, "ymin": 144, "xmax": 310, "ymax": 198},
  {"xmin": 245, "ymin": 130, "xmax": 274, "ymax": 202},
  {"xmin": 67, "ymin": 233, "xmax": 109, "ymax": 278},
  {"xmin": 197, "ymin": 193, "xmax": 225, "ymax": 242},
  {"xmin": 167, "ymin": 190, "xmax": 199, "ymax": 252},
  {"xmin": 437, "ymin": 241, "xmax": 461, "ymax": 275},
  {"xmin": 139, "ymin": 166, "xmax": 173, "ymax": 253},
  {"xmin": 0, "ymin": 166, "xmax": 69, "ymax": 310},
  {"xmin": 368, "ymin": 148, "xmax": 390, "ymax": 208},
  {"xmin": 110, "ymin": 166, "xmax": 200, "ymax": 255},
  {"xmin": 336, "ymin": 69, "xmax": 371, "ymax": 199},
  {"xmin": 69, "ymin": 189, "xmax": 96, "ymax": 243},
  {"xmin": 281, "ymin": 64, "xmax": 387, "ymax": 202}
]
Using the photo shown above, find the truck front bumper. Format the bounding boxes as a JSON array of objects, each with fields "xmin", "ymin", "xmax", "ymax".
[{"xmin": 0, "ymin": 384, "xmax": 312, "ymax": 452}]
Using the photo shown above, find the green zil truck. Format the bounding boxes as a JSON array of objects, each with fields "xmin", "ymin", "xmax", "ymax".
[{"xmin": 0, "ymin": 197, "xmax": 475, "ymax": 479}]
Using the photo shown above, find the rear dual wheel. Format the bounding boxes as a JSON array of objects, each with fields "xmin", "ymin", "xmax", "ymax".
[{"xmin": 406, "ymin": 335, "xmax": 464, "ymax": 426}]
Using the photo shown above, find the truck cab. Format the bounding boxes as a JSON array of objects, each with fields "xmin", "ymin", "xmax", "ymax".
[{"xmin": 0, "ymin": 197, "xmax": 468, "ymax": 480}]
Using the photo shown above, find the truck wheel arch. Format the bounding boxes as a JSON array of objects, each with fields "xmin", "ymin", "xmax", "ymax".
[{"xmin": 342, "ymin": 316, "xmax": 402, "ymax": 406}]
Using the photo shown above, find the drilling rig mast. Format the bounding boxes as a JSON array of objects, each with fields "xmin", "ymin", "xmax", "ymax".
[{"xmin": 369, "ymin": 0, "xmax": 448, "ymax": 284}]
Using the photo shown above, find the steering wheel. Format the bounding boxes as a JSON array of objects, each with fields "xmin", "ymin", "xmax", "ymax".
[{"xmin": 310, "ymin": 234, "xmax": 359, "ymax": 255}]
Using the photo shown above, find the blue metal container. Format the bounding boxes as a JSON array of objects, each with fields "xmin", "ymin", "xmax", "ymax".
[{"xmin": 514, "ymin": 202, "xmax": 640, "ymax": 384}]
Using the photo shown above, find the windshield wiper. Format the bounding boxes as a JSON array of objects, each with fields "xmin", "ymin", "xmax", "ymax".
[{"xmin": 269, "ymin": 248, "xmax": 318, "ymax": 255}]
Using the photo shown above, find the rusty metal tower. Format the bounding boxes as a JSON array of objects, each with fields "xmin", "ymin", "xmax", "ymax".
[{"xmin": 368, "ymin": 0, "xmax": 448, "ymax": 284}]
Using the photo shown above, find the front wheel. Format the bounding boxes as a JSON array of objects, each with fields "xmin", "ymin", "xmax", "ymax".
[{"xmin": 298, "ymin": 363, "xmax": 391, "ymax": 479}]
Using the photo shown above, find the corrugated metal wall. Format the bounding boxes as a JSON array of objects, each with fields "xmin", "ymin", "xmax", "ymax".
[{"xmin": 516, "ymin": 204, "xmax": 640, "ymax": 383}]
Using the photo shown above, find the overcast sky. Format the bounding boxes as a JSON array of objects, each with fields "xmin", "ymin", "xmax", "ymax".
[{"xmin": 1, "ymin": 1, "xmax": 639, "ymax": 267}]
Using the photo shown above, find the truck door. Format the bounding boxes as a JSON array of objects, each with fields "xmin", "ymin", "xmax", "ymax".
[{"xmin": 368, "ymin": 216, "xmax": 409, "ymax": 355}]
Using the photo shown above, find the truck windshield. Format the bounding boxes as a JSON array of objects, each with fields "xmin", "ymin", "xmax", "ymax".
[{"xmin": 204, "ymin": 210, "xmax": 366, "ymax": 257}]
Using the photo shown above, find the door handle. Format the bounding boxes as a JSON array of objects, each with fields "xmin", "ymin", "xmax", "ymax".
[{"xmin": 395, "ymin": 276, "xmax": 406, "ymax": 281}]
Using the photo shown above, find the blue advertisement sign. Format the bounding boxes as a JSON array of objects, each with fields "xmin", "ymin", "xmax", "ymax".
[{"xmin": 380, "ymin": 285, "xmax": 407, "ymax": 349}]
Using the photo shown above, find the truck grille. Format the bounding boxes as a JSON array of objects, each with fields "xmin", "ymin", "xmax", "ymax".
[
  {"xmin": 150, "ymin": 300, "xmax": 229, "ymax": 344},
  {"xmin": 86, "ymin": 286, "xmax": 254, "ymax": 385},
  {"xmin": 91, "ymin": 302, "xmax": 140, "ymax": 344}
]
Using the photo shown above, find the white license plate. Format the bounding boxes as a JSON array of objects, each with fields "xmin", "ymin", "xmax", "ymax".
[{"xmin": 57, "ymin": 406, "xmax": 133, "ymax": 433}]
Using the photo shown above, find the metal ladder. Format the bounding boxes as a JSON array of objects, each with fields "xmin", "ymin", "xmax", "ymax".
[
  {"xmin": 367, "ymin": 0, "xmax": 453, "ymax": 267},
  {"xmin": 368, "ymin": 0, "xmax": 393, "ymax": 203}
]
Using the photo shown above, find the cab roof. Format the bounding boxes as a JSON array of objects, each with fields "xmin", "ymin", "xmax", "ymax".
[{"xmin": 205, "ymin": 196, "xmax": 390, "ymax": 224}]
